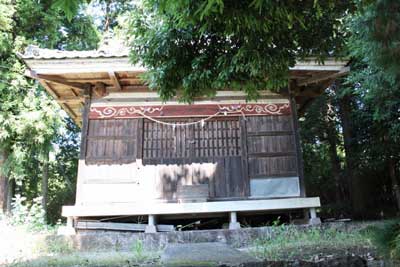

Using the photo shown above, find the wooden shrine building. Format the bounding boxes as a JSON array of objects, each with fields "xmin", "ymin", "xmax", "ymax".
[{"xmin": 20, "ymin": 45, "xmax": 349, "ymax": 233}]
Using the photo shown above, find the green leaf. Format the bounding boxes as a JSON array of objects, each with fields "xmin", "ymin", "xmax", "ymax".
[{"xmin": 52, "ymin": 0, "xmax": 82, "ymax": 21}]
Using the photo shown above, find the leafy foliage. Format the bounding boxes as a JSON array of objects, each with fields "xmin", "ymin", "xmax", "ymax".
[
  {"xmin": 368, "ymin": 221, "xmax": 400, "ymax": 259},
  {"xmin": 1, "ymin": 0, "xmax": 400, "ymax": 226},
  {"xmin": 47, "ymin": 118, "xmax": 80, "ymax": 224},
  {"xmin": 127, "ymin": 0, "xmax": 353, "ymax": 102},
  {"xmin": 0, "ymin": 0, "xmax": 98, "ymax": 223},
  {"xmin": 301, "ymin": 0, "xmax": 400, "ymax": 219},
  {"xmin": 10, "ymin": 194, "xmax": 47, "ymax": 232}
]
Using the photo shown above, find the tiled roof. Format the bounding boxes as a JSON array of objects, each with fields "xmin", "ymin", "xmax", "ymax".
[{"xmin": 20, "ymin": 41, "xmax": 129, "ymax": 59}]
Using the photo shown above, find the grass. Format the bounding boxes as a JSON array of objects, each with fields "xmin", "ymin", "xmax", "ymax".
[
  {"xmin": 251, "ymin": 224, "xmax": 374, "ymax": 261},
  {"xmin": 0, "ymin": 217, "xmax": 160, "ymax": 267},
  {"xmin": 8, "ymin": 251, "xmax": 160, "ymax": 267}
]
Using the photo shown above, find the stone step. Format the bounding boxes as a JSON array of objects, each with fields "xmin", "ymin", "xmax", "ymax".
[{"xmin": 161, "ymin": 242, "xmax": 260, "ymax": 266}]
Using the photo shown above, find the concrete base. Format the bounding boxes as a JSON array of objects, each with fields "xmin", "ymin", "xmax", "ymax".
[
  {"xmin": 145, "ymin": 214, "xmax": 157, "ymax": 233},
  {"xmin": 229, "ymin": 222, "xmax": 241, "ymax": 230},
  {"xmin": 145, "ymin": 225, "xmax": 157, "ymax": 233},
  {"xmin": 57, "ymin": 226, "xmax": 76, "ymax": 236},
  {"xmin": 309, "ymin": 217, "xmax": 322, "ymax": 225}
]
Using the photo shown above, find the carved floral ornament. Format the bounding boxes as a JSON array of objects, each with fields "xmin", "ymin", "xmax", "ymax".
[{"xmin": 89, "ymin": 103, "xmax": 291, "ymax": 119}]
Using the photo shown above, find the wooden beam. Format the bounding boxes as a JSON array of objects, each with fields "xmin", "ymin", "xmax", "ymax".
[
  {"xmin": 69, "ymin": 78, "xmax": 143, "ymax": 85},
  {"xmin": 108, "ymin": 71, "xmax": 122, "ymax": 91},
  {"xmin": 75, "ymin": 221, "xmax": 175, "ymax": 232},
  {"xmin": 93, "ymin": 82, "xmax": 107, "ymax": 97},
  {"xmin": 297, "ymin": 66, "xmax": 350, "ymax": 87},
  {"xmin": 105, "ymin": 85, "xmax": 149, "ymax": 92},
  {"xmin": 27, "ymin": 70, "xmax": 88, "ymax": 91},
  {"xmin": 58, "ymin": 98, "xmax": 84, "ymax": 104},
  {"xmin": 37, "ymin": 79, "xmax": 80, "ymax": 122}
]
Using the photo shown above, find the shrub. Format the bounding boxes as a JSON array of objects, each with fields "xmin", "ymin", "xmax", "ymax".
[
  {"xmin": 369, "ymin": 220, "xmax": 400, "ymax": 260},
  {"xmin": 10, "ymin": 194, "xmax": 48, "ymax": 232}
]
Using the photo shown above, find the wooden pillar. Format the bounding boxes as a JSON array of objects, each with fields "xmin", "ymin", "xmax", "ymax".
[
  {"xmin": 79, "ymin": 84, "xmax": 92, "ymax": 160},
  {"xmin": 57, "ymin": 216, "xmax": 76, "ymax": 235},
  {"xmin": 288, "ymin": 84, "xmax": 306, "ymax": 197},
  {"xmin": 308, "ymin": 207, "xmax": 321, "ymax": 225},
  {"xmin": 145, "ymin": 214, "xmax": 157, "ymax": 233},
  {"xmin": 309, "ymin": 208, "xmax": 317, "ymax": 219},
  {"xmin": 67, "ymin": 216, "xmax": 74, "ymax": 228},
  {"xmin": 75, "ymin": 84, "xmax": 91, "ymax": 207},
  {"xmin": 228, "ymin": 211, "xmax": 241, "ymax": 230}
]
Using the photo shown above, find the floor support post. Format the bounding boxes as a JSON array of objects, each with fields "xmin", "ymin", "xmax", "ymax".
[
  {"xmin": 145, "ymin": 214, "xmax": 157, "ymax": 233},
  {"xmin": 57, "ymin": 216, "xmax": 76, "ymax": 235},
  {"xmin": 229, "ymin": 211, "xmax": 241, "ymax": 230},
  {"xmin": 308, "ymin": 208, "xmax": 321, "ymax": 225}
]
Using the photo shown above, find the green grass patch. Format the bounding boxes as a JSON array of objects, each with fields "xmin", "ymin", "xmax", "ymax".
[
  {"xmin": 8, "ymin": 251, "xmax": 160, "ymax": 267},
  {"xmin": 251, "ymin": 224, "xmax": 374, "ymax": 261}
]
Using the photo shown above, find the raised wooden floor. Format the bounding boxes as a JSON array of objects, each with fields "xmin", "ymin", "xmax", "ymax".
[
  {"xmin": 60, "ymin": 197, "xmax": 321, "ymax": 233},
  {"xmin": 62, "ymin": 197, "xmax": 320, "ymax": 217}
]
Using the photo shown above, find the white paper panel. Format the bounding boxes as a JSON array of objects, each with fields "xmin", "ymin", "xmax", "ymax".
[{"xmin": 250, "ymin": 177, "xmax": 300, "ymax": 198}]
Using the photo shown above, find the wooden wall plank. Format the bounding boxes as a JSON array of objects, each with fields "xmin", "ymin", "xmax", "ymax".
[
  {"xmin": 82, "ymin": 113, "xmax": 302, "ymax": 202},
  {"xmin": 248, "ymin": 156, "xmax": 297, "ymax": 178},
  {"xmin": 240, "ymin": 117, "xmax": 250, "ymax": 197},
  {"xmin": 86, "ymin": 119, "xmax": 138, "ymax": 164}
]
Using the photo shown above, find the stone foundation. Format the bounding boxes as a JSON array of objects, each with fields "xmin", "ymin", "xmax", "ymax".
[{"xmin": 47, "ymin": 221, "xmax": 383, "ymax": 252}]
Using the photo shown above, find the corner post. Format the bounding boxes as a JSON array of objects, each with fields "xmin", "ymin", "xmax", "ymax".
[
  {"xmin": 288, "ymin": 82, "xmax": 306, "ymax": 197},
  {"xmin": 75, "ymin": 84, "xmax": 92, "ymax": 206},
  {"xmin": 79, "ymin": 84, "xmax": 92, "ymax": 160},
  {"xmin": 229, "ymin": 211, "xmax": 241, "ymax": 230}
]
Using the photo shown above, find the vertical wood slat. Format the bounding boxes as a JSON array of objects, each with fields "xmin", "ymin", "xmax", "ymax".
[
  {"xmin": 136, "ymin": 118, "xmax": 143, "ymax": 160},
  {"xmin": 214, "ymin": 157, "xmax": 226, "ymax": 198},
  {"xmin": 142, "ymin": 118, "xmax": 241, "ymax": 162},
  {"xmin": 240, "ymin": 117, "xmax": 250, "ymax": 196}
]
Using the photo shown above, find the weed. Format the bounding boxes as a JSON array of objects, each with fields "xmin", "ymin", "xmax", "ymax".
[
  {"xmin": 367, "ymin": 220, "xmax": 400, "ymax": 260},
  {"xmin": 251, "ymin": 224, "xmax": 373, "ymax": 261},
  {"xmin": 131, "ymin": 239, "xmax": 145, "ymax": 260},
  {"xmin": 33, "ymin": 236, "xmax": 74, "ymax": 255},
  {"xmin": 9, "ymin": 195, "xmax": 49, "ymax": 232}
]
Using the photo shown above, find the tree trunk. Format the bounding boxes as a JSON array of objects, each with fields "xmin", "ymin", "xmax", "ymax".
[
  {"xmin": 6, "ymin": 178, "xmax": 14, "ymax": 212},
  {"xmin": 0, "ymin": 149, "xmax": 9, "ymax": 213},
  {"xmin": 326, "ymin": 122, "xmax": 343, "ymax": 204},
  {"xmin": 41, "ymin": 150, "xmax": 49, "ymax": 219},
  {"xmin": 338, "ymin": 92, "xmax": 365, "ymax": 218},
  {"xmin": 388, "ymin": 156, "xmax": 400, "ymax": 212}
]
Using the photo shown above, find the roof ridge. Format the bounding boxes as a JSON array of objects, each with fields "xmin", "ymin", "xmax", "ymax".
[{"xmin": 20, "ymin": 44, "xmax": 130, "ymax": 59}]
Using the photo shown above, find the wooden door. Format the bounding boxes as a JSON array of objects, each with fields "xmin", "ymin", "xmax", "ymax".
[{"xmin": 142, "ymin": 117, "xmax": 249, "ymax": 200}]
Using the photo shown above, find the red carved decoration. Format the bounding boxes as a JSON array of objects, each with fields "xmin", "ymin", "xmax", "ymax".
[{"xmin": 89, "ymin": 103, "xmax": 291, "ymax": 119}]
